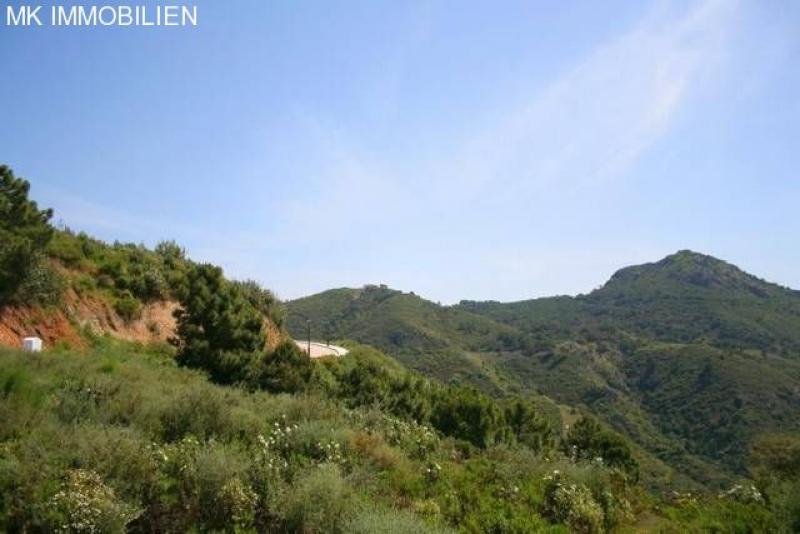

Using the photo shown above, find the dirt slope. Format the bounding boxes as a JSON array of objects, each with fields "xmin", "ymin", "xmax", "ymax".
[
  {"xmin": 0, "ymin": 289, "xmax": 178, "ymax": 350},
  {"xmin": 0, "ymin": 287, "xmax": 287, "ymax": 352}
]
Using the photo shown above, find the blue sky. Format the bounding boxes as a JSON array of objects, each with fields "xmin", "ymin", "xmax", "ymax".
[{"xmin": 1, "ymin": 0, "xmax": 799, "ymax": 303}]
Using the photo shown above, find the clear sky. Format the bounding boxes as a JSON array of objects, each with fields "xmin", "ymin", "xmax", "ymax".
[{"xmin": 1, "ymin": 0, "xmax": 799, "ymax": 303}]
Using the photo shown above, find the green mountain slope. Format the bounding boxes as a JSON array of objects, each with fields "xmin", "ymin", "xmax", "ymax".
[
  {"xmin": 286, "ymin": 285, "xmax": 523, "ymax": 394},
  {"xmin": 287, "ymin": 251, "xmax": 800, "ymax": 486},
  {"xmin": 463, "ymin": 250, "xmax": 800, "ymax": 353}
]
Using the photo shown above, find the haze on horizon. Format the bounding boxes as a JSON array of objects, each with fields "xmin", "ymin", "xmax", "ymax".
[{"xmin": 1, "ymin": 0, "xmax": 798, "ymax": 304}]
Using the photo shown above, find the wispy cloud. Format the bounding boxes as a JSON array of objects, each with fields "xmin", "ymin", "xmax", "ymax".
[
  {"xmin": 452, "ymin": 0, "xmax": 737, "ymax": 200},
  {"xmin": 283, "ymin": 0, "xmax": 738, "ymax": 233},
  {"xmin": 266, "ymin": 0, "xmax": 741, "ymax": 301}
]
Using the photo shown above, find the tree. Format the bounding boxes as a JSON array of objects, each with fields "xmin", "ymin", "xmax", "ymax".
[
  {"xmin": 172, "ymin": 264, "xmax": 265, "ymax": 384},
  {"xmin": 247, "ymin": 340, "xmax": 313, "ymax": 393},
  {"xmin": 565, "ymin": 417, "xmax": 639, "ymax": 479},
  {"xmin": 504, "ymin": 398, "xmax": 556, "ymax": 453},
  {"xmin": 431, "ymin": 386, "xmax": 509, "ymax": 448},
  {"xmin": 0, "ymin": 165, "xmax": 54, "ymax": 303},
  {"xmin": 232, "ymin": 279, "xmax": 285, "ymax": 327}
]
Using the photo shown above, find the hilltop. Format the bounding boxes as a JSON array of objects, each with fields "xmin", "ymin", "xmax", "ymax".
[
  {"xmin": 288, "ymin": 251, "xmax": 800, "ymax": 486},
  {"xmin": 287, "ymin": 285, "xmax": 522, "ymax": 394}
]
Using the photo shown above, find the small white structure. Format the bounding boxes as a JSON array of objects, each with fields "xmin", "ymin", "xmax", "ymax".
[{"xmin": 22, "ymin": 337, "xmax": 43, "ymax": 353}]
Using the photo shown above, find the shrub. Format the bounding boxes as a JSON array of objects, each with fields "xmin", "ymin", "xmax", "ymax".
[
  {"xmin": 159, "ymin": 386, "xmax": 233, "ymax": 442},
  {"xmin": 503, "ymin": 397, "xmax": 556, "ymax": 453},
  {"xmin": 377, "ymin": 415, "xmax": 439, "ymax": 460},
  {"xmin": 114, "ymin": 293, "xmax": 142, "ymax": 322},
  {"xmin": 565, "ymin": 417, "xmax": 639, "ymax": 480},
  {"xmin": 129, "ymin": 265, "xmax": 168, "ymax": 301},
  {"xmin": 218, "ymin": 477, "xmax": 257, "ymax": 530},
  {"xmin": 59, "ymin": 425, "xmax": 161, "ymax": 500},
  {"xmin": 73, "ymin": 273, "xmax": 97, "ymax": 295},
  {"xmin": 160, "ymin": 437, "xmax": 255, "ymax": 531},
  {"xmin": 46, "ymin": 469, "xmax": 140, "ymax": 533},
  {"xmin": 431, "ymin": 386, "xmax": 508, "ymax": 448},
  {"xmin": 350, "ymin": 431, "xmax": 404, "ymax": 471},
  {"xmin": 256, "ymin": 417, "xmax": 349, "ymax": 475},
  {"xmin": 541, "ymin": 470, "xmax": 604, "ymax": 533},
  {"xmin": 47, "ymin": 231, "xmax": 86, "ymax": 267},
  {"xmin": 12, "ymin": 261, "xmax": 65, "ymax": 306},
  {"xmin": 347, "ymin": 506, "xmax": 449, "ymax": 534},
  {"xmin": 280, "ymin": 464, "xmax": 357, "ymax": 533},
  {"xmin": 247, "ymin": 341, "xmax": 313, "ymax": 393},
  {"xmin": 233, "ymin": 279, "xmax": 285, "ymax": 327}
]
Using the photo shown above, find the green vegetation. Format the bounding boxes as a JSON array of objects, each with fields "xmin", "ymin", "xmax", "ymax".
[
  {"xmin": 287, "ymin": 252, "xmax": 800, "ymax": 490},
  {"xmin": 46, "ymin": 229, "xmax": 190, "ymax": 314},
  {"xmin": 565, "ymin": 417, "xmax": 639, "ymax": 480},
  {"xmin": 3, "ymin": 342, "xmax": 791, "ymax": 532},
  {"xmin": 2, "ymin": 164, "xmax": 799, "ymax": 530},
  {"xmin": 0, "ymin": 166, "xmax": 56, "ymax": 305},
  {"xmin": 0, "ymin": 343, "xmax": 594, "ymax": 532},
  {"xmin": 286, "ymin": 285, "xmax": 524, "ymax": 394},
  {"xmin": 173, "ymin": 263, "xmax": 266, "ymax": 384},
  {"xmin": 172, "ymin": 267, "xmax": 554, "ymax": 452}
]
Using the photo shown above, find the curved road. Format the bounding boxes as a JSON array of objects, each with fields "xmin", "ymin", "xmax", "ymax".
[{"xmin": 293, "ymin": 340, "xmax": 349, "ymax": 358}]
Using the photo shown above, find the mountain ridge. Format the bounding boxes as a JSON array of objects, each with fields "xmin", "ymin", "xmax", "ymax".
[{"xmin": 287, "ymin": 250, "xmax": 800, "ymax": 486}]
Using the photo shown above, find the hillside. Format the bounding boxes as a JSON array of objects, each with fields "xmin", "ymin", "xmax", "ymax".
[
  {"xmin": 7, "ymin": 340, "xmax": 794, "ymax": 532},
  {"xmin": 0, "ymin": 279, "xmax": 177, "ymax": 350},
  {"xmin": 3, "ymin": 166, "xmax": 800, "ymax": 531},
  {"xmin": 286, "ymin": 285, "xmax": 522, "ymax": 394},
  {"xmin": 287, "ymin": 252, "xmax": 800, "ymax": 486},
  {"xmin": 0, "ymin": 231, "xmax": 286, "ymax": 354},
  {"xmin": 463, "ymin": 251, "xmax": 800, "ymax": 354}
]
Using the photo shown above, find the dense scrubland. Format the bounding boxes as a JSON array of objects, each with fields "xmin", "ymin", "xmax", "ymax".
[
  {"xmin": 2, "ymin": 164, "xmax": 800, "ymax": 532},
  {"xmin": 3, "ymin": 341, "xmax": 796, "ymax": 533},
  {"xmin": 287, "ymin": 255, "xmax": 800, "ymax": 490}
]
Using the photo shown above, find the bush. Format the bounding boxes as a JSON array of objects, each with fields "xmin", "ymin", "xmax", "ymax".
[
  {"xmin": 217, "ymin": 477, "xmax": 257, "ymax": 530},
  {"xmin": 46, "ymin": 469, "xmax": 140, "ymax": 533},
  {"xmin": 159, "ymin": 386, "xmax": 234, "ymax": 442},
  {"xmin": 128, "ymin": 265, "xmax": 168, "ymax": 301},
  {"xmin": 347, "ymin": 506, "xmax": 449, "ymax": 534},
  {"xmin": 431, "ymin": 386, "xmax": 508, "ymax": 448},
  {"xmin": 565, "ymin": 417, "xmax": 639, "ymax": 480},
  {"xmin": 114, "ymin": 293, "xmax": 142, "ymax": 322},
  {"xmin": 280, "ymin": 464, "xmax": 357, "ymax": 533},
  {"xmin": 73, "ymin": 274, "xmax": 97, "ymax": 295},
  {"xmin": 503, "ymin": 397, "xmax": 556, "ymax": 453},
  {"xmin": 248, "ymin": 341, "xmax": 314, "ymax": 393},
  {"xmin": 13, "ymin": 261, "xmax": 65, "ymax": 306},
  {"xmin": 233, "ymin": 279, "xmax": 285, "ymax": 327},
  {"xmin": 541, "ymin": 470, "xmax": 604, "ymax": 533},
  {"xmin": 158, "ymin": 437, "xmax": 256, "ymax": 531},
  {"xmin": 47, "ymin": 231, "xmax": 86, "ymax": 267}
]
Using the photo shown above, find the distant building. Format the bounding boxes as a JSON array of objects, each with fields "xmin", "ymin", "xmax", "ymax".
[{"xmin": 22, "ymin": 337, "xmax": 43, "ymax": 353}]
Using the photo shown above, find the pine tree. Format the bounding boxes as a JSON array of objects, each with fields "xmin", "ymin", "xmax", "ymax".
[
  {"xmin": 0, "ymin": 165, "xmax": 54, "ymax": 303},
  {"xmin": 172, "ymin": 263, "xmax": 265, "ymax": 383}
]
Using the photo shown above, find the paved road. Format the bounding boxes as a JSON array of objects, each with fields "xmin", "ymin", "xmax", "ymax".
[{"xmin": 293, "ymin": 340, "xmax": 349, "ymax": 358}]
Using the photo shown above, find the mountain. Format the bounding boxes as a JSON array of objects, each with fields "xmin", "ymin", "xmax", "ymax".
[
  {"xmin": 287, "ymin": 252, "xmax": 800, "ymax": 486},
  {"xmin": 286, "ymin": 285, "xmax": 523, "ymax": 394}
]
